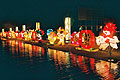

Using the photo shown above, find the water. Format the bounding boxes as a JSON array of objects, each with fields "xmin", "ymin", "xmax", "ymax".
[{"xmin": 0, "ymin": 39, "xmax": 120, "ymax": 80}]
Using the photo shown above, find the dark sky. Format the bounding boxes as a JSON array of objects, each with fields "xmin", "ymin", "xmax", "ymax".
[{"xmin": 0, "ymin": 0, "xmax": 120, "ymax": 29}]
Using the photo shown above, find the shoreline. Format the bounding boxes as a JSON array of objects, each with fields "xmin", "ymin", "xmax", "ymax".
[{"xmin": 1, "ymin": 37, "xmax": 120, "ymax": 62}]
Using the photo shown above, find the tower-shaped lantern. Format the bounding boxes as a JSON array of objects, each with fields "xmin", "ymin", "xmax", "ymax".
[
  {"xmin": 36, "ymin": 22, "xmax": 40, "ymax": 30},
  {"xmin": 65, "ymin": 17, "xmax": 71, "ymax": 43}
]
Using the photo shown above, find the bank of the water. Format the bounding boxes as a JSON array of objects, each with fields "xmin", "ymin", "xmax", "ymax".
[{"xmin": 1, "ymin": 37, "xmax": 120, "ymax": 62}]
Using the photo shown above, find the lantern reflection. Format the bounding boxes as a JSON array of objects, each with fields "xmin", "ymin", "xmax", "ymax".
[
  {"xmin": 95, "ymin": 60, "xmax": 118, "ymax": 80},
  {"xmin": 1, "ymin": 40, "xmax": 45, "ymax": 58},
  {"xmin": 48, "ymin": 49, "xmax": 70, "ymax": 69}
]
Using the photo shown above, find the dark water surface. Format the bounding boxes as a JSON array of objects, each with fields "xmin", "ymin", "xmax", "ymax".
[{"xmin": 0, "ymin": 39, "xmax": 120, "ymax": 80}]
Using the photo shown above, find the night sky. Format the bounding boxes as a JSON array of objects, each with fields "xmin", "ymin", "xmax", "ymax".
[{"xmin": 0, "ymin": 0, "xmax": 120, "ymax": 30}]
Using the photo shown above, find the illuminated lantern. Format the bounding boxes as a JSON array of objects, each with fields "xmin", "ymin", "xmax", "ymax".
[
  {"xmin": 36, "ymin": 29, "xmax": 45, "ymax": 42},
  {"xmin": 11, "ymin": 31, "xmax": 15, "ymax": 38},
  {"xmin": 48, "ymin": 32, "xmax": 57, "ymax": 44},
  {"xmin": 32, "ymin": 31, "xmax": 37, "ymax": 41},
  {"xmin": 96, "ymin": 23, "xmax": 119, "ymax": 50},
  {"xmin": 47, "ymin": 29, "xmax": 53, "ymax": 36},
  {"xmin": 15, "ymin": 27, "xmax": 19, "ymax": 38},
  {"xmin": 19, "ymin": 25, "xmax": 26, "ymax": 39},
  {"xmin": 28, "ymin": 30, "xmax": 34, "ymax": 40},
  {"xmin": 20, "ymin": 31, "xmax": 25, "ymax": 39},
  {"xmin": 8, "ymin": 28, "xmax": 12, "ymax": 38},
  {"xmin": 71, "ymin": 31, "xmax": 79, "ymax": 45},
  {"xmin": 79, "ymin": 30, "xmax": 95, "ymax": 49},
  {"xmin": 57, "ymin": 27, "xmax": 66, "ymax": 45},
  {"xmin": 65, "ymin": 17, "xmax": 71, "ymax": 43},
  {"xmin": 1, "ymin": 29, "xmax": 4, "ymax": 37},
  {"xmin": 36, "ymin": 22, "xmax": 40, "ymax": 30},
  {"xmin": 24, "ymin": 32, "xmax": 28, "ymax": 40},
  {"xmin": 22, "ymin": 25, "xmax": 26, "ymax": 31}
]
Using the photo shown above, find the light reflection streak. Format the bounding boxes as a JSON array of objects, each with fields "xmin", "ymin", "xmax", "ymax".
[
  {"xmin": 1, "ymin": 40, "xmax": 45, "ymax": 58},
  {"xmin": 1, "ymin": 39, "xmax": 119, "ymax": 80},
  {"xmin": 48, "ymin": 49, "xmax": 70, "ymax": 70}
]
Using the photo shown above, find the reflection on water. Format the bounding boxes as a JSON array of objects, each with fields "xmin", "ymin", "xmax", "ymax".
[{"xmin": 1, "ymin": 39, "xmax": 120, "ymax": 80}]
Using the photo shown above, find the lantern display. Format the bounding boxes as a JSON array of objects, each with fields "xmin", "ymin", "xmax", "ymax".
[
  {"xmin": 65, "ymin": 17, "xmax": 71, "ymax": 43},
  {"xmin": 47, "ymin": 29, "xmax": 53, "ymax": 36},
  {"xmin": 36, "ymin": 29, "xmax": 45, "ymax": 42},
  {"xmin": 15, "ymin": 31, "xmax": 19, "ymax": 38},
  {"xmin": 96, "ymin": 23, "xmax": 119, "ymax": 50},
  {"xmin": 28, "ymin": 30, "xmax": 33, "ymax": 40},
  {"xmin": 20, "ymin": 31, "xmax": 25, "ymax": 39},
  {"xmin": 32, "ymin": 31, "xmax": 37, "ymax": 41},
  {"xmin": 15, "ymin": 27, "xmax": 19, "ymax": 38},
  {"xmin": 24, "ymin": 32, "xmax": 28, "ymax": 40},
  {"xmin": 48, "ymin": 32, "xmax": 57, "ymax": 44},
  {"xmin": 71, "ymin": 31, "xmax": 79, "ymax": 45},
  {"xmin": 79, "ymin": 30, "xmax": 95, "ymax": 49},
  {"xmin": 22, "ymin": 25, "xmax": 26, "ymax": 31},
  {"xmin": 57, "ymin": 27, "xmax": 66, "ymax": 45},
  {"xmin": 8, "ymin": 28, "xmax": 12, "ymax": 38},
  {"xmin": 11, "ymin": 31, "xmax": 15, "ymax": 38},
  {"xmin": 36, "ymin": 22, "xmax": 40, "ymax": 30},
  {"xmin": 1, "ymin": 29, "xmax": 4, "ymax": 37}
]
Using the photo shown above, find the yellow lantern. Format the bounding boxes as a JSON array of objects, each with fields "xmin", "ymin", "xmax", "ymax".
[
  {"xmin": 48, "ymin": 32, "xmax": 57, "ymax": 44},
  {"xmin": 57, "ymin": 27, "xmax": 66, "ymax": 45}
]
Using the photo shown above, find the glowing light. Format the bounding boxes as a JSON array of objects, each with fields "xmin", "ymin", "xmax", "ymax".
[
  {"xmin": 22, "ymin": 25, "xmax": 26, "ymax": 31},
  {"xmin": 79, "ymin": 30, "xmax": 95, "ymax": 49},
  {"xmin": 36, "ymin": 22, "xmax": 40, "ymax": 30},
  {"xmin": 16, "ymin": 27, "xmax": 18, "ymax": 31},
  {"xmin": 36, "ymin": 29, "xmax": 45, "ymax": 42},
  {"xmin": 57, "ymin": 27, "xmax": 66, "ymax": 45},
  {"xmin": 96, "ymin": 23, "xmax": 119, "ymax": 50},
  {"xmin": 65, "ymin": 17, "xmax": 71, "ymax": 43},
  {"xmin": 32, "ymin": 31, "xmax": 37, "ymax": 41},
  {"xmin": 47, "ymin": 29, "xmax": 53, "ymax": 36},
  {"xmin": 71, "ymin": 31, "xmax": 79, "ymax": 45},
  {"xmin": 48, "ymin": 32, "xmax": 57, "ymax": 44},
  {"xmin": 10, "ymin": 28, "xmax": 12, "ymax": 32}
]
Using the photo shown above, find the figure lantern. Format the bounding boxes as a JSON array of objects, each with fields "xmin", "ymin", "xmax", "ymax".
[
  {"xmin": 32, "ymin": 31, "xmax": 37, "ymax": 41},
  {"xmin": 24, "ymin": 32, "xmax": 28, "ymax": 40},
  {"xmin": 11, "ymin": 31, "xmax": 15, "ymax": 38},
  {"xmin": 36, "ymin": 29, "xmax": 45, "ymax": 42},
  {"xmin": 20, "ymin": 31, "xmax": 25, "ymax": 39},
  {"xmin": 1, "ymin": 29, "xmax": 4, "ymax": 37},
  {"xmin": 57, "ymin": 27, "xmax": 66, "ymax": 45},
  {"xmin": 8, "ymin": 28, "xmax": 12, "ymax": 38},
  {"xmin": 28, "ymin": 30, "xmax": 34, "ymax": 40},
  {"xmin": 48, "ymin": 32, "xmax": 57, "ymax": 44},
  {"xmin": 96, "ymin": 23, "xmax": 119, "ymax": 50},
  {"xmin": 79, "ymin": 30, "xmax": 95, "ymax": 49},
  {"xmin": 15, "ymin": 27, "xmax": 19, "ymax": 38},
  {"xmin": 71, "ymin": 31, "xmax": 79, "ymax": 45}
]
